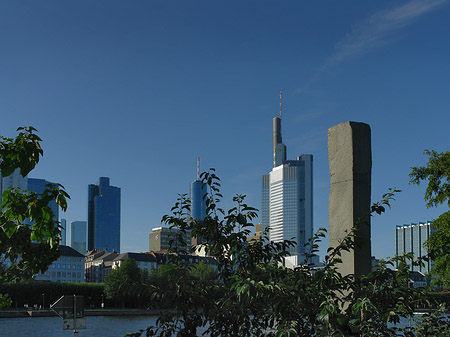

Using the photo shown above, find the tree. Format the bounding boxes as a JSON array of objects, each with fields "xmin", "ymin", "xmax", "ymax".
[
  {"xmin": 104, "ymin": 258, "xmax": 149, "ymax": 307},
  {"xmin": 410, "ymin": 149, "xmax": 450, "ymax": 287},
  {"xmin": 0, "ymin": 127, "xmax": 69, "ymax": 307},
  {"xmin": 128, "ymin": 169, "xmax": 449, "ymax": 337}
]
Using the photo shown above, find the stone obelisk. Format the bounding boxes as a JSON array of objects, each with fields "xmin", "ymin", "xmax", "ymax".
[{"xmin": 328, "ymin": 121, "xmax": 372, "ymax": 277}]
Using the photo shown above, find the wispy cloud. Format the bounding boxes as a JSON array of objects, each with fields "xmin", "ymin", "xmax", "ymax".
[
  {"xmin": 295, "ymin": 0, "xmax": 447, "ymax": 95},
  {"xmin": 324, "ymin": 0, "xmax": 447, "ymax": 68}
]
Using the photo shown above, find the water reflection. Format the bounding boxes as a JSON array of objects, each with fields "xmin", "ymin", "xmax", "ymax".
[{"xmin": 0, "ymin": 316, "xmax": 158, "ymax": 337}]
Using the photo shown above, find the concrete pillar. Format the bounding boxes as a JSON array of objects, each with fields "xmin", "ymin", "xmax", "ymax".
[{"xmin": 328, "ymin": 121, "xmax": 372, "ymax": 277}]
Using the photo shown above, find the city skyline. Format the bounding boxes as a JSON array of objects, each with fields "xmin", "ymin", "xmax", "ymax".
[{"xmin": 1, "ymin": 1, "xmax": 449, "ymax": 259}]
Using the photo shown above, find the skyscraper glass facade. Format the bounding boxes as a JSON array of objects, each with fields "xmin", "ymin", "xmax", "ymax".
[
  {"xmin": 395, "ymin": 222, "xmax": 434, "ymax": 274},
  {"xmin": 71, "ymin": 220, "xmax": 87, "ymax": 254},
  {"xmin": 262, "ymin": 108, "xmax": 313, "ymax": 266},
  {"xmin": 190, "ymin": 179, "xmax": 207, "ymax": 221},
  {"xmin": 27, "ymin": 178, "xmax": 59, "ymax": 222},
  {"xmin": 88, "ymin": 177, "xmax": 121, "ymax": 253}
]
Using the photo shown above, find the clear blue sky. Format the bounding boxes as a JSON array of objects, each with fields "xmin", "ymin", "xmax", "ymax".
[{"xmin": 1, "ymin": 0, "xmax": 449, "ymax": 259}]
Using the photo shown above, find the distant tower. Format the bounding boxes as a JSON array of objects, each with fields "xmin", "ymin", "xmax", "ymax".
[
  {"xmin": 262, "ymin": 93, "xmax": 313, "ymax": 267},
  {"xmin": 60, "ymin": 218, "xmax": 67, "ymax": 245},
  {"xmin": 190, "ymin": 157, "xmax": 207, "ymax": 221},
  {"xmin": 273, "ymin": 91, "xmax": 287, "ymax": 167},
  {"xmin": 71, "ymin": 221, "xmax": 87, "ymax": 254},
  {"xmin": 0, "ymin": 168, "xmax": 28, "ymax": 203},
  {"xmin": 88, "ymin": 177, "xmax": 121, "ymax": 252},
  {"xmin": 27, "ymin": 178, "xmax": 60, "ymax": 223}
]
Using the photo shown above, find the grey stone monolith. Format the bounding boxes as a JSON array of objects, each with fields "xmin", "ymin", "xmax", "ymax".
[{"xmin": 328, "ymin": 121, "xmax": 372, "ymax": 277}]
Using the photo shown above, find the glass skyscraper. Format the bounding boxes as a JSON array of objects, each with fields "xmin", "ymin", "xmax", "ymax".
[
  {"xmin": 27, "ymin": 178, "xmax": 60, "ymax": 222},
  {"xmin": 395, "ymin": 222, "xmax": 434, "ymax": 274},
  {"xmin": 189, "ymin": 157, "xmax": 207, "ymax": 221},
  {"xmin": 88, "ymin": 177, "xmax": 121, "ymax": 253},
  {"xmin": 71, "ymin": 220, "xmax": 87, "ymax": 254},
  {"xmin": 261, "ymin": 94, "xmax": 313, "ymax": 266}
]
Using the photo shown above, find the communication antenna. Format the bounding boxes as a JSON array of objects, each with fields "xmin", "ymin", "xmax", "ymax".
[
  {"xmin": 197, "ymin": 156, "xmax": 200, "ymax": 180},
  {"xmin": 279, "ymin": 91, "xmax": 282, "ymax": 119}
]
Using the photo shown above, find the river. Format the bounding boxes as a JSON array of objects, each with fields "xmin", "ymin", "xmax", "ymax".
[{"xmin": 0, "ymin": 315, "xmax": 158, "ymax": 337}]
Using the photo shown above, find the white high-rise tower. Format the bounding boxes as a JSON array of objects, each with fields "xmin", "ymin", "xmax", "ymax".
[{"xmin": 262, "ymin": 93, "xmax": 313, "ymax": 267}]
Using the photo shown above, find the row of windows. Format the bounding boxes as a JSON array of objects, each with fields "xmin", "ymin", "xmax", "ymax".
[
  {"xmin": 57, "ymin": 256, "xmax": 83, "ymax": 262},
  {"xmin": 44, "ymin": 271, "xmax": 82, "ymax": 278},
  {"xmin": 51, "ymin": 263, "xmax": 82, "ymax": 270}
]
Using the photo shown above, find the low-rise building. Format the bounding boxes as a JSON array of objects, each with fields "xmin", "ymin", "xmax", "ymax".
[
  {"xmin": 34, "ymin": 245, "xmax": 85, "ymax": 282},
  {"xmin": 85, "ymin": 249, "xmax": 119, "ymax": 282},
  {"xmin": 112, "ymin": 252, "xmax": 158, "ymax": 275}
]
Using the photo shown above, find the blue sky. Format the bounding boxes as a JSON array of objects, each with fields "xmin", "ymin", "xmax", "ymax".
[{"xmin": 1, "ymin": 0, "xmax": 449, "ymax": 259}]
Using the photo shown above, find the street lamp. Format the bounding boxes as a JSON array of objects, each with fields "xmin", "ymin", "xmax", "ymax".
[
  {"xmin": 42, "ymin": 293, "xmax": 45, "ymax": 310},
  {"xmin": 101, "ymin": 294, "xmax": 104, "ymax": 309}
]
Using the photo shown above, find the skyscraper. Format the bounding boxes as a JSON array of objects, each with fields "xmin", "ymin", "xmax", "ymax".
[
  {"xmin": 27, "ymin": 178, "xmax": 60, "ymax": 222},
  {"xmin": 395, "ymin": 222, "xmax": 434, "ymax": 274},
  {"xmin": 262, "ymin": 93, "xmax": 313, "ymax": 267},
  {"xmin": 88, "ymin": 177, "xmax": 121, "ymax": 253},
  {"xmin": 71, "ymin": 220, "xmax": 87, "ymax": 254},
  {"xmin": 60, "ymin": 218, "xmax": 67, "ymax": 245},
  {"xmin": 190, "ymin": 157, "xmax": 207, "ymax": 221},
  {"xmin": 0, "ymin": 168, "xmax": 27, "ymax": 203}
]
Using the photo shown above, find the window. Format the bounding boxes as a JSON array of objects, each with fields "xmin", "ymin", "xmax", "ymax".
[
  {"xmin": 62, "ymin": 272, "xmax": 66, "ymax": 277},
  {"xmin": 57, "ymin": 272, "xmax": 61, "ymax": 277},
  {"xmin": 62, "ymin": 257, "xmax": 66, "ymax": 261},
  {"xmin": 57, "ymin": 264, "xmax": 61, "ymax": 269},
  {"xmin": 62, "ymin": 264, "xmax": 66, "ymax": 269},
  {"xmin": 77, "ymin": 265, "xmax": 81, "ymax": 270}
]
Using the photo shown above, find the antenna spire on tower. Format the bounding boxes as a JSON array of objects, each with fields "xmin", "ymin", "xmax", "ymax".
[
  {"xmin": 279, "ymin": 91, "xmax": 282, "ymax": 119},
  {"xmin": 197, "ymin": 156, "xmax": 200, "ymax": 180}
]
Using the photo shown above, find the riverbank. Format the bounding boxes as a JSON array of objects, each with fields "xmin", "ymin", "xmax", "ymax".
[{"xmin": 0, "ymin": 308, "xmax": 168, "ymax": 318}]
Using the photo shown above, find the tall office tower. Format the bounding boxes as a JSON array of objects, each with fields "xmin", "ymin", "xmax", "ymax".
[
  {"xmin": 0, "ymin": 168, "xmax": 28, "ymax": 203},
  {"xmin": 395, "ymin": 222, "xmax": 434, "ymax": 274},
  {"xmin": 189, "ymin": 157, "xmax": 207, "ymax": 221},
  {"xmin": 88, "ymin": 177, "xmax": 121, "ymax": 252},
  {"xmin": 71, "ymin": 221, "xmax": 87, "ymax": 254},
  {"xmin": 60, "ymin": 218, "xmax": 67, "ymax": 245},
  {"xmin": 27, "ymin": 178, "xmax": 60, "ymax": 222},
  {"xmin": 262, "ymin": 93, "xmax": 313, "ymax": 267}
]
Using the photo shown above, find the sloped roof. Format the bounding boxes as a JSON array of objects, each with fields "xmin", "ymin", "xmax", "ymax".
[
  {"xmin": 114, "ymin": 252, "xmax": 157, "ymax": 263},
  {"xmin": 59, "ymin": 245, "xmax": 84, "ymax": 257}
]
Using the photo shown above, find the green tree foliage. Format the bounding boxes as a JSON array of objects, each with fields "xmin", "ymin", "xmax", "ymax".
[
  {"xmin": 0, "ymin": 127, "xmax": 69, "ymax": 307},
  {"xmin": 128, "ymin": 170, "xmax": 450, "ymax": 337},
  {"xmin": 410, "ymin": 150, "xmax": 450, "ymax": 287},
  {"xmin": 410, "ymin": 150, "xmax": 450, "ymax": 208},
  {"xmin": 105, "ymin": 258, "xmax": 149, "ymax": 307},
  {"xmin": 0, "ymin": 281, "xmax": 104, "ymax": 309}
]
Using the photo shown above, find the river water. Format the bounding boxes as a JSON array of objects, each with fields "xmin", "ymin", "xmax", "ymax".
[{"xmin": 0, "ymin": 316, "xmax": 158, "ymax": 337}]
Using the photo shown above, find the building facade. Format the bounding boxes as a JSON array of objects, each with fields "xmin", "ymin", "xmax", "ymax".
[
  {"xmin": 189, "ymin": 157, "xmax": 207, "ymax": 222},
  {"xmin": 395, "ymin": 221, "xmax": 434, "ymax": 274},
  {"xmin": 60, "ymin": 218, "xmax": 67, "ymax": 246},
  {"xmin": 0, "ymin": 168, "xmax": 27, "ymax": 197},
  {"xmin": 85, "ymin": 249, "xmax": 119, "ymax": 283},
  {"xmin": 71, "ymin": 221, "xmax": 87, "ymax": 254},
  {"xmin": 27, "ymin": 178, "xmax": 60, "ymax": 222},
  {"xmin": 88, "ymin": 177, "xmax": 121, "ymax": 253},
  {"xmin": 149, "ymin": 226, "xmax": 191, "ymax": 252},
  {"xmin": 34, "ymin": 245, "xmax": 85, "ymax": 282},
  {"xmin": 112, "ymin": 252, "xmax": 158, "ymax": 276},
  {"xmin": 261, "ymin": 94, "xmax": 313, "ymax": 266}
]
